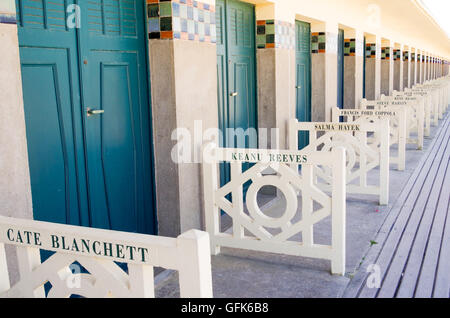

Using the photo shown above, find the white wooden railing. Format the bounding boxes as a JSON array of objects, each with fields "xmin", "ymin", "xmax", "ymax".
[
  {"xmin": 289, "ymin": 120, "xmax": 390, "ymax": 205},
  {"xmin": 332, "ymin": 107, "xmax": 407, "ymax": 171},
  {"xmin": 202, "ymin": 144, "xmax": 347, "ymax": 275},
  {"xmin": 361, "ymin": 97, "xmax": 424, "ymax": 150},
  {"xmin": 0, "ymin": 216, "xmax": 213, "ymax": 298}
]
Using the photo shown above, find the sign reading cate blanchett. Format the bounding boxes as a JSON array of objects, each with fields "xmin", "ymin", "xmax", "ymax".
[{"xmin": 3, "ymin": 227, "xmax": 150, "ymax": 263}]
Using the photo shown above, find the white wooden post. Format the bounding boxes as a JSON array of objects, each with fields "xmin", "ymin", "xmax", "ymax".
[
  {"xmin": 302, "ymin": 165, "xmax": 314, "ymax": 247},
  {"xmin": 331, "ymin": 147, "xmax": 346, "ymax": 276},
  {"xmin": 417, "ymin": 102, "xmax": 424, "ymax": 150},
  {"xmin": 16, "ymin": 246, "xmax": 45, "ymax": 297},
  {"xmin": 398, "ymin": 109, "xmax": 407, "ymax": 171},
  {"xmin": 379, "ymin": 119, "xmax": 390, "ymax": 205},
  {"xmin": 177, "ymin": 230, "xmax": 213, "ymax": 298},
  {"xmin": 128, "ymin": 264, "xmax": 155, "ymax": 298},
  {"xmin": 423, "ymin": 97, "xmax": 431, "ymax": 137},
  {"xmin": 231, "ymin": 162, "xmax": 244, "ymax": 239},
  {"xmin": 289, "ymin": 118, "xmax": 300, "ymax": 174},
  {"xmin": 202, "ymin": 143, "xmax": 220, "ymax": 255},
  {"xmin": 0, "ymin": 243, "xmax": 10, "ymax": 294}
]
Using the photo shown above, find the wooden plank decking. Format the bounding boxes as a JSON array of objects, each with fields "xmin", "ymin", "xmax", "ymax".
[{"xmin": 344, "ymin": 111, "xmax": 450, "ymax": 298}]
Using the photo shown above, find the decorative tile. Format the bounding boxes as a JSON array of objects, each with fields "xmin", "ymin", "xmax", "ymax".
[
  {"xmin": 365, "ymin": 43, "xmax": 377, "ymax": 58},
  {"xmin": 0, "ymin": 13, "xmax": 16, "ymax": 24},
  {"xmin": 256, "ymin": 20, "xmax": 295, "ymax": 49},
  {"xmin": 147, "ymin": 0, "xmax": 216, "ymax": 43},
  {"xmin": 0, "ymin": 0, "xmax": 16, "ymax": 25},
  {"xmin": 344, "ymin": 39, "xmax": 356, "ymax": 56},
  {"xmin": 311, "ymin": 32, "xmax": 326, "ymax": 53},
  {"xmin": 403, "ymin": 51, "xmax": 409, "ymax": 61},
  {"xmin": 393, "ymin": 49, "xmax": 401, "ymax": 61},
  {"xmin": 381, "ymin": 47, "xmax": 391, "ymax": 60}
]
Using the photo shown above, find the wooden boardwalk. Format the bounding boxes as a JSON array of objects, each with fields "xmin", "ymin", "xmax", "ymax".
[{"xmin": 344, "ymin": 111, "xmax": 450, "ymax": 298}]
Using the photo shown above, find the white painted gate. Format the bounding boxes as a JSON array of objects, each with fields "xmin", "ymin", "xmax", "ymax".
[
  {"xmin": 289, "ymin": 120, "xmax": 390, "ymax": 205},
  {"xmin": 361, "ymin": 98, "xmax": 424, "ymax": 150},
  {"xmin": 391, "ymin": 91, "xmax": 431, "ymax": 137},
  {"xmin": 0, "ymin": 216, "xmax": 213, "ymax": 298},
  {"xmin": 332, "ymin": 107, "xmax": 407, "ymax": 171},
  {"xmin": 202, "ymin": 144, "xmax": 347, "ymax": 275}
]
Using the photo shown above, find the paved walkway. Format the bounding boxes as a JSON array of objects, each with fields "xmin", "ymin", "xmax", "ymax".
[{"xmin": 344, "ymin": 112, "xmax": 450, "ymax": 298}]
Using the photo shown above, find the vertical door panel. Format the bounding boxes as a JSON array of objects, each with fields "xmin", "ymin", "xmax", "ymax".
[
  {"xmin": 226, "ymin": 0, "xmax": 257, "ymax": 144},
  {"xmin": 337, "ymin": 29, "xmax": 345, "ymax": 109},
  {"xmin": 216, "ymin": 0, "xmax": 257, "ymax": 190},
  {"xmin": 295, "ymin": 21, "xmax": 311, "ymax": 150},
  {"xmin": 16, "ymin": 0, "xmax": 89, "ymax": 226},
  {"xmin": 79, "ymin": 0, "xmax": 156, "ymax": 234}
]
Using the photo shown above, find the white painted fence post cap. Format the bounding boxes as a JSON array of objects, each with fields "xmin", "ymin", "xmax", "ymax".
[
  {"xmin": 178, "ymin": 229, "xmax": 210, "ymax": 241},
  {"xmin": 332, "ymin": 146, "xmax": 346, "ymax": 156}
]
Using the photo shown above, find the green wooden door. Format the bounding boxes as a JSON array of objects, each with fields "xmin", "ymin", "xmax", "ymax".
[
  {"xmin": 16, "ymin": 0, "xmax": 156, "ymax": 235},
  {"xmin": 78, "ymin": 1, "xmax": 155, "ymax": 234},
  {"xmin": 216, "ymin": 0, "xmax": 257, "ymax": 149},
  {"xmin": 16, "ymin": 0, "xmax": 89, "ymax": 226},
  {"xmin": 295, "ymin": 21, "xmax": 311, "ymax": 150},
  {"xmin": 337, "ymin": 29, "xmax": 344, "ymax": 109},
  {"xmin": 216, "ymin": 0, "xmax": 257, "ymax": 186},
  {"xmin": 363, "ymin": 36, "xmax": 366, "ymax": 98}
]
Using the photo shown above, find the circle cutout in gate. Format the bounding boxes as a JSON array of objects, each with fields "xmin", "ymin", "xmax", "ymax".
[{"xmin": 246, "ymin": 176, "xmax": 298, "ymax": 229}]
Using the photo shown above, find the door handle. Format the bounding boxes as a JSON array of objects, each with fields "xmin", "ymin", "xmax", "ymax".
[
  {"xmin": 87, "ymin": 108, "xmax": 105, "ymax": 117},
  {"xmin": 296, "ymin": 85, "xmax": 302, "ymax": 89},
  {"xmin": 230, "ymin": 92, "xmax": 238, "ymax": 97}
]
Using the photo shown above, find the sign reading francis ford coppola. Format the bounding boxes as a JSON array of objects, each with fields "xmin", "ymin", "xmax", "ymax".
[{"xmin": 338, "ymin": 110, "xmax": 399, "ymax": 116}]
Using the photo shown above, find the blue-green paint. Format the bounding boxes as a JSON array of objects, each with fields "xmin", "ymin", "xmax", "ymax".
[
  {"xmin": 295, "ymin": 20, "xmax": 312, "ymax": 150},
  {"xmin": 337, "ymin": 29, "xmax": 345, "ymax": 109},
  {"xmin": 17, "ymin": 0, "xmax": 156, "ymax": 235},
  {"xmin": 363, "ymin": 36, "xmax": 366, "ymax": 99},
  {"xmin": 216, "ymin": 0, "xmax": 257, "ymax": 187}
]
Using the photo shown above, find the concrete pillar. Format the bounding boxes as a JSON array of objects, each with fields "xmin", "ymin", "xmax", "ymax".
[
  {"xmin": 364, "ymin": 35, "xmax": 381, "ymax": 100},
  {"xmin": 343, "ymin": 29, "xmax": 364, "ymax": 109},
  {"xmin": 381, "ymin": 40, "xmax": 394, "ymax": 96},
  {"xmin": 411, "ymin": 51, "xmax": 417, "ymax": 86},
  {"xmin": 403, "ymin": 49, "xmax": 411, "ymax": 88},
  {"xmin": 393, "ymin": 46, "xmax": 403, "ymax": 91},
  {"xmin": 310, "ymin": 21, "xmax": 338, "ymax": 122},
  {"xmin": 147, "ymin": 0, "xmax": 218, "ymax": 236},
  {"xmin": 0, "ymin": 0, "xmax": 34, "ymax": 285},
  {"xmin": 256, "ymin": 3, "xmax": 295, "ymax": 149}
]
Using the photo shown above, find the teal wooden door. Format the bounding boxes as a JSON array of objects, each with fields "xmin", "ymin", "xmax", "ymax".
[
  {"xmin": 16, "ymin": 0, "xmax": 89, "ymax": 226},
  {"xmin": 363, "ymin": 36, "xmax": 366, "ymax": 98},
  {"xmin": 16, "ymin": 0, "xmax": 156, "ymax": 235},
  {"xmin": 216, "ymin": 0, "xmax": 257, "ymax": 186},
  {"xmin": 337, "ymin": 29, "xmax": 345, "ymax": 109},
  {"xmin": 295, "ymin": 21, "xmax": 311, "ymax": 150},
  {"xmin": 78, "ymin": 1, "xmax": 155, "ymax": 234}
]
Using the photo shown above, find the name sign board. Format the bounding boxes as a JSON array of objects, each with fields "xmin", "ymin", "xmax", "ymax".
[
  {"xmin": 0, "ymin": 216, "xmax": 179, "ymax": 267},
  {"xmin": 337, "ymin": 109, "xmax": 398, "ymax": 117},
  {"xmin": 209, "ymin": 146, "xmax": 335, "ymax": 166},
  {"xmin": 313, "ymin": 123, "xmax": 361, "ymax": 131}
]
